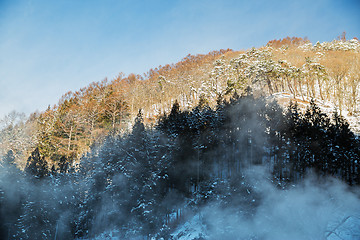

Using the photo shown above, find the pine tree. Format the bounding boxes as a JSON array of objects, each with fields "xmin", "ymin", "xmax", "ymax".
[
  {"xmin": 283, "ymin": 101, "xmax": 304, "ymax": 181},
  {"xmin": 301, "ymin": 100, "xmax": 331, "ymax": 174},
  {"xmin": 0, "ymin": 150, "xmax": 23, "ymax": 239},
  {"xmin": 132, "ymin": 109, "xmax": 145, "ymax": 140},
  {"xmin": 331, "ymin": 110, "xmax": 357, "ymax": 184},
  {"xmin": 15, "ymin": 148, "xmax": 56, "ymax": 239},
  {"xmin": 25, "ymin": 147, "xmax": 49, "ymax": 179},
  {"xmin": 15, "ymin": 199, "xmax": 55, "ymax": 240},
  {"xmin": 158, "ymin": 100, "xmax": 182, "ymax": 136}
]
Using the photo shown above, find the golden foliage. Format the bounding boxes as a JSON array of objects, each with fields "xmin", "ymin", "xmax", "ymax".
[{"xmin": 9, "ymin": 38, "xmax": 360, "ymax": 166}]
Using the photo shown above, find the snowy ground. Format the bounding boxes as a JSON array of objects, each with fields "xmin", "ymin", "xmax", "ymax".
[
  {"xmin": 86, "ymin": 210, "xmax": 360, "ymax": 240},
  {"xmin": 326, "ymin": 215, "xmax": 360, "ymax": 240},
  {"xmin": 171, "ymin": 215, "xmax": 208, "ymax": 240},
  {"xmin": 170, "ymin": 213, "xmax": 360, "ymax": 240}
]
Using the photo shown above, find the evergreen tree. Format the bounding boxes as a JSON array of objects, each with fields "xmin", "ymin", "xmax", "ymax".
[
  {"xmin": 25, "ymin": 148, "xmax": 49, "ymax": 179},
  {"xmin": 132, "ymin": 109, "xmax": 145, "ymax": 138},
  {"xmin": 283, "ymin": 101, "xmax": 304, "ymax": 181},
  {"xmin": 0, "ymin": 150, "xmax": 23, "ymax": 239},
  {"xmin": 331, "ymin": 110, "xmax": 357, "ymax": 184},
  {"xmin": 15, "ymin": 199, "xmax": 55, "ymax": 240}
]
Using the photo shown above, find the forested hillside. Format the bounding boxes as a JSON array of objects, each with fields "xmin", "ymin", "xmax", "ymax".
[
  {"xmin": 0, "ymin": 36, "xmax": 360, "ymax": 239},
  {"xmin": 1, "ymin": 92, "xmax": 359, "ymax": 239},
  {"xmin": 1, "ymin": 37, "xmax": 359, "ymax": 169}
]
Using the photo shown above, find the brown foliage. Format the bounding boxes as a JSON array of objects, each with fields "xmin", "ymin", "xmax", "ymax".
[
  {"xmin": 19, "ymin": 42, "xmax": 360, "ymax": 167},
  {"xmin": 267, "ymin": 36, "xmax": 310, "ymax": 48},
  {"xmin": 145, "ymin": 49, "xmax": 232, "ymax": 81},
  {"xmin": 30, "ymin": 49, "xmax": 234, "ymax": 162}
]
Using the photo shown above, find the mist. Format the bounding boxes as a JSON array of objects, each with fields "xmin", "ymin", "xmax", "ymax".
[
  {"xmin": 1, "ymin": 94, "xmax": 360, "ymax": 239},
  {"xmin": 198, "ymin": 167, "xmax": 360, "ymax": 240}
]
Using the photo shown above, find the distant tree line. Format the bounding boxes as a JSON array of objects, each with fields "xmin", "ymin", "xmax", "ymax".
[{"xmin": 0, "ymin": 93, "xmax": 359, "ymax": 239}]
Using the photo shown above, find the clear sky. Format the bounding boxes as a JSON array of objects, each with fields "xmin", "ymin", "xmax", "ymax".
[{"xmin": 0, "ymin": 0, "xmax": 359, "ymax": 117}]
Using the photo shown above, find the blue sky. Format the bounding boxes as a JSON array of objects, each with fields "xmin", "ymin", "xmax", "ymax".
[{"xmin": 0, "ymin": 0, "xmax": 359, "ymax": 117}]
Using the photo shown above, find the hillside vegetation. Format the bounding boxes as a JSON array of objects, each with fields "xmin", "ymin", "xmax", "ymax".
[
  {"xmin": 1, "ymin": 91, "xmax": 359, "ymax": 239},
  {"xmin": 1, "ymin": 36, "xmax": 360, "ymax": 239},
  {"xmin": 0, "ymin": 36, "xmax": 359, "ymax": 168}
]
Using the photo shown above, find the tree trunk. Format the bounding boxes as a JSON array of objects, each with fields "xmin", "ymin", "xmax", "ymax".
[{"xmin": 67, "ymin": 125, "xmax": 73, "ymax": 155}]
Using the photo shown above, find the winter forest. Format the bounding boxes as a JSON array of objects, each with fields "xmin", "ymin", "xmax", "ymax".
[
  {"xmin": 1, "ymin": 92, "xmax": 360, "ymax": 239},
  {"xmin": 1, "ymin": 37, "xmax": 360, "ymax": 239}
]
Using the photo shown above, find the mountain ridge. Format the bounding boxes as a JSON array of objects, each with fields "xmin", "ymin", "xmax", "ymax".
[{"xmin": 1, "ymin": 37, "xmax": 359, "ymax": 168}]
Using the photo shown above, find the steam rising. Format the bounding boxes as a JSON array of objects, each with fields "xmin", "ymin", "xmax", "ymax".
[
  {"xmin": 197, "ymin": 168, "xmax": 360, "ymax": 240},
  {"xmin": 1, "ymin": 95, "xmax": 360, "ymax": 239}
]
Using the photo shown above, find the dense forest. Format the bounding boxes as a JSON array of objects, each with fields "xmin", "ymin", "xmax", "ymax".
[
  {"xmin": 1, "ymin": 37, "xmax": 359, "ymax": 171},
  {"xmin": 0, "ymin": 36, "xmax": 359, "ymax": 239},
  {"xmin": 0, "ymin": 91, "xmax": 359, "ymax": 239}
]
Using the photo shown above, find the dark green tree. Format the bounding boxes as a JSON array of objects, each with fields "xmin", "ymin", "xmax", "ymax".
[
  {"xmin": 0, "ymin": 150, "xmax": 23, "ymax": 239},
  {"xmin": 25, "ymin": 147, "xmax": 49, "ymax": 179}
]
